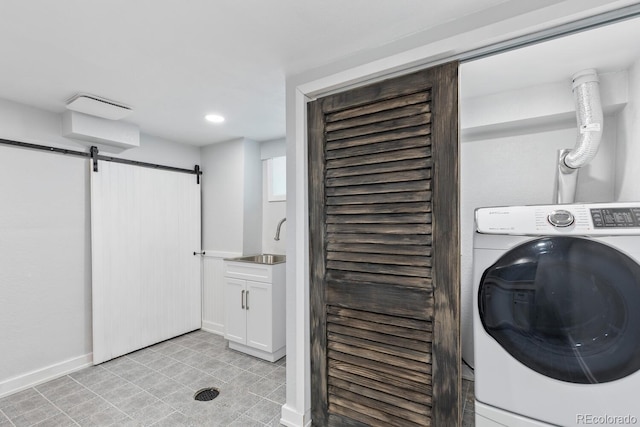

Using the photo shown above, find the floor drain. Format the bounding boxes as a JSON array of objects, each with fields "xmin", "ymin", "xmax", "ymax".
[{"xmin": 194, "ymin": 387, "xmax": 220, "ymax": 402}]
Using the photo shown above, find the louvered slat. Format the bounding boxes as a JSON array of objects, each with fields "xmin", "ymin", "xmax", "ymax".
[
  {"xmin": 327, "ymin": 306, "xmax": 433, "ymax": 331},
  {"xmin": 328, "ymin": 223, "xmax": 431, "ymax": 234},
  {"xmin": 327, "ymin": 251, "xmax": 432, "ymax": 267},
  {"xmin": 329, "ymin": 387, "xmax": 428, "ymax": 426},
  {"xmin": 326, "ymin": 243, "xmax": 431, "ymax": 256},
  {"xmin": 328, "ymin": 332, "xmax": 430, "ymax": 363},
  {"xmin": 325, "ymin": 126, "xmax": 431, "ymax": 151},
  {"xmin": 326, "ymin": 146, "xmax": 430, "ymax": 169},
  {"xmin": 325, "ymin": 104, "xmax": 430, "ymax": 132},
  {"xmin": 326, "ymin": 201, "xmax": 431, "ymax": 215},
  {"xmin": 329, "ymin": 341, "xmax": 430, "ymax": 374},
  {"xmin": 327, "ymin": 260, "xmax": 431, "ymax": 278},
  {"xmin": 326, "ymin": 136, "xmax": 429, "ymax": 160},
  {"xmin": 327, "ymin": 306, "xmax": 432, "ymax": 426},
  {"xmin": 329, "ymin": 365, "xmax": 432, "ymax": 404},
  {"xmin": 327, "ymin": 168, "xmax": 431, "ymax": 188},
  {"xmin": 327, "ymin": 232, "xmax": 431, "ymax": 246},
  {"xmin": 327, "ymin": 269, "xmax": 433, "ymax": 289},
  {"xmin": 326, "ymin": 115, "xmax": 431, "ymax": 142},
  {"xmin": 329, "ymin": 350, "xmax": 431, "ymax": 384},
  {"xmin": 326, "ymin": 213, "xmax": 431, "ymax": 224},
  {"xmin": 329, "ymin": 377, "xmax": 429, "ymax": 416},
  {"xmin": 327, "ymin": 190, "xmax": 431, "ymax": 206},
  {"xmin": 326, "ymin": 91, "xmax": 431, "ymax": 122},
  {"xmin": 329, "ymin": 376, "xmax": 429, "ymax": 415},
  {"xmin": 330, "ymin": 399, "xmax": 428, "ymax": 427},
  {"xmin": 326, "ymin": 180, "xmax": 431, "ymax": 197},
  {"xmin": 326, "ymin": 303, "xmax": 434, "ymax": 426},
  {"xmin": 330, "ymin": 360, "xmax": 433, "ymax": 397},
  {"xmin": 326, "ymin": 312, "xmax": 431, "ymax": 340},
  {"xmin": 326, "ymin": 158, "xmax": 431, "ymax": 178}
]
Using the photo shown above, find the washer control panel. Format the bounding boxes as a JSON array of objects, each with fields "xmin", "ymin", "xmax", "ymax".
[
  {"xmin": 590, "ymin": 207, "xmax": 640, "ymax": 228},
  {"xmin": 476, "ymin": 202, "xmax": 640, "ymax": 235}
]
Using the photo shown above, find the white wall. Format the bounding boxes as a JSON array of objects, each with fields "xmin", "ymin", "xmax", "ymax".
[
  {"xmin": 118, "ymin": 133, "xmax": 201, "ymax": 170},
  {"xmin": 616, "ymin": 58, "xmax": 640, "ymax": 201},
  {"xmin": 243, "ymin": 140, "xmax": 263, "ymax": 255},
  {"xmin": 201, "ymin": 139, "xmax": 245, "ymax": 253},
  {"xmin": 0, "ymin": 145, "xmax": 91, "ymax": 396},
  {"xmin": 0, "ymin": 98, "xmax": 201, "ymax": 169},
  {"xmin": 200, "ymin": 138, "xmax": 262, "ymax": 254},
  {"xmin": 261, "ymin": 139, "xmax": 286, "ymax": 255},
  {"xmin": 0, "ymin": 98, "xmax": 76, "ymax": 149},
  {"xmin": 0, "ymin": 98, "xmax": 200, "ymax": 397}
]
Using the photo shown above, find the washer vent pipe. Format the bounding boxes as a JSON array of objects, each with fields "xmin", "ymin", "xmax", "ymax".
[{"xmin": 556, "ymin": 69, "xmax": 604, "ymax": 204}]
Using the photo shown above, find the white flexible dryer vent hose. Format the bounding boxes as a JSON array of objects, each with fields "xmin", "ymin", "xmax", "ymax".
[{"xmin": 563, "ymin": 69, "xmax": 603, "ymax": 169}]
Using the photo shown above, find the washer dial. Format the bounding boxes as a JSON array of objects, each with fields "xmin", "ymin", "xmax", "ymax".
[{"xmin": 547, "ymin": 209, "xmax": 575, "ymax": 227}]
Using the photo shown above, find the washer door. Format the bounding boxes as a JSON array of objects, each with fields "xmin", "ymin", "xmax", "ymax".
[{"xmin": 479, "ymin": 236, "xmax": 640, "ymax": 384}]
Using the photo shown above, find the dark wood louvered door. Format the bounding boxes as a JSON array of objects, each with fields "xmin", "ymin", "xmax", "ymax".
[{"xmin": 309, "ymin": 62, "xmax": 460, "ymax": 426}]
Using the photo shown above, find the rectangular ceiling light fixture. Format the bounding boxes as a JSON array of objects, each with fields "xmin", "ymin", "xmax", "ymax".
[{"xmin": 66, "ymin": 94, "xmax": 133, "ymax": 120}]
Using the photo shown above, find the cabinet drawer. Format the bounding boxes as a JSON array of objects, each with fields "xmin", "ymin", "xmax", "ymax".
[{"xmin": 224, "ymin": 261, "xmax": 272, "ymax": 282}]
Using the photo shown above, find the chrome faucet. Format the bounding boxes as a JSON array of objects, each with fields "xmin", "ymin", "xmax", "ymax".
[{"xmin": 274, "ymin": 217, "xmax": 286, "ymax": 241}]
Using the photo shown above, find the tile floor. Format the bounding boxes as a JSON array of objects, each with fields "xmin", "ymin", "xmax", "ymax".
[
  {"xmin": 462, "ymin": 378, "xmax": 475, "ymax": 426},
  {"xmin": 0, "ymin": 330, "xmax": 476, "ymax": 426},
  {"xmin": 0, "ymin": 331, "xmax": 285, "ymax": 427}
]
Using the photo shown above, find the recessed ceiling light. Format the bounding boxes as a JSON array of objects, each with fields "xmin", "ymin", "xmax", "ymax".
[{"xmin": 205, "ymin": 114, "xmax": 225, "ymax": 124}]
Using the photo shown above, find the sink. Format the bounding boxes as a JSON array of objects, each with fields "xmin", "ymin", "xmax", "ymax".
[{"xmin": 227, "ymin": 254, "xmax": 286, "ymax": 265}]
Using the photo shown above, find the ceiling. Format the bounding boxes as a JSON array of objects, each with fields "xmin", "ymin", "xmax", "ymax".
[
  {"xmin": 0, "ymin": 0, "xmax": 553, "ymax": 146},
  {"xmin": 2, "ymin": 2, "xmax": 638, "ymax": 147},
  {"xmin": 461, "ymin": 14, "xmax": 640, "ymax": 99}
]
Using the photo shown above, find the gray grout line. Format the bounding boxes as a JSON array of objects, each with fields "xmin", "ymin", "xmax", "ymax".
[
  {"xmin": 4, "ymin": 331, "xmax": 286, "ymax": 427},
  {"xmin": 0, "ymin": 407, "xmax": 17, "ymax": 427},
  {"xmin": 97, "ymin": 339, "xmax": 231, "ymax": 423},
  {"xmin": 65, "ymin": 365, "xmax": 154, "ymax": 426},
  {"xmin": 32, "ymin": 385, "xmax": 82, "ymax": 427},
  {"xmin": 147, "ymin": 410, "xmax": 179, "ymax": 427},
  {"xmin": 133, "ymin": 338, "xmax": 280, "ymax": 386},
  {"xmin": 93, "ymin": 364, "xmax": 166, "ymax": 425},
  {"xmin": 249, "ymin": 390, "xmax": 284, "ymax": 406}
]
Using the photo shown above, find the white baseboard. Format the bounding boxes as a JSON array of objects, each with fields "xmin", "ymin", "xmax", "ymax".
[
  {"xmin": 228, "ymin": 342, "xmax": 285, "ymax": 363},
  {"xmin": 280, "ymin": 404, "xmax": 311, "ymax": 427},
  {"xmin": 0, "ymin": 353, "xmax": 93, "ymax": 399},
  {"xmin": 201, "ymin": 321, "xmax": 224, "ymax": 336}
]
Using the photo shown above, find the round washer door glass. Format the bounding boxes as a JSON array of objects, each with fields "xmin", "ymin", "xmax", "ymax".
[{"xmin": 479, "ymin": 236, "xmax": 640, "ymax": 384}]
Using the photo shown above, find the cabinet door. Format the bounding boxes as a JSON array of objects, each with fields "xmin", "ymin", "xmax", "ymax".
[
  {"xmin": 245, "ymin": 280, "xmax": 272, "ymax": 352},
  {"xmin": 224, "ymin": 278, "xmax": 247, "ymax": 344}
]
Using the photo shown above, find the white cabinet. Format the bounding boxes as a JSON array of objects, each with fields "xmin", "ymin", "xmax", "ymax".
[
  {"xmin": 223, "ymin": 260, "xmax": 285, "ymax": 362},
  {"xmin": 224, "ymin": 277, "xmax": 247, "ymax": 343}
]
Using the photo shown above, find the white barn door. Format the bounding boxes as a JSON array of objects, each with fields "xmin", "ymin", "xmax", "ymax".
[{"xmin": 91, "ymin": 161, "xmax": 201, "ymax": 364}]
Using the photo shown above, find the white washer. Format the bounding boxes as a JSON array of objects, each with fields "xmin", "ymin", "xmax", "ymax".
[{"xmin": 473, "ymin": 202, "xmax": 640, "ymax": 427}]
